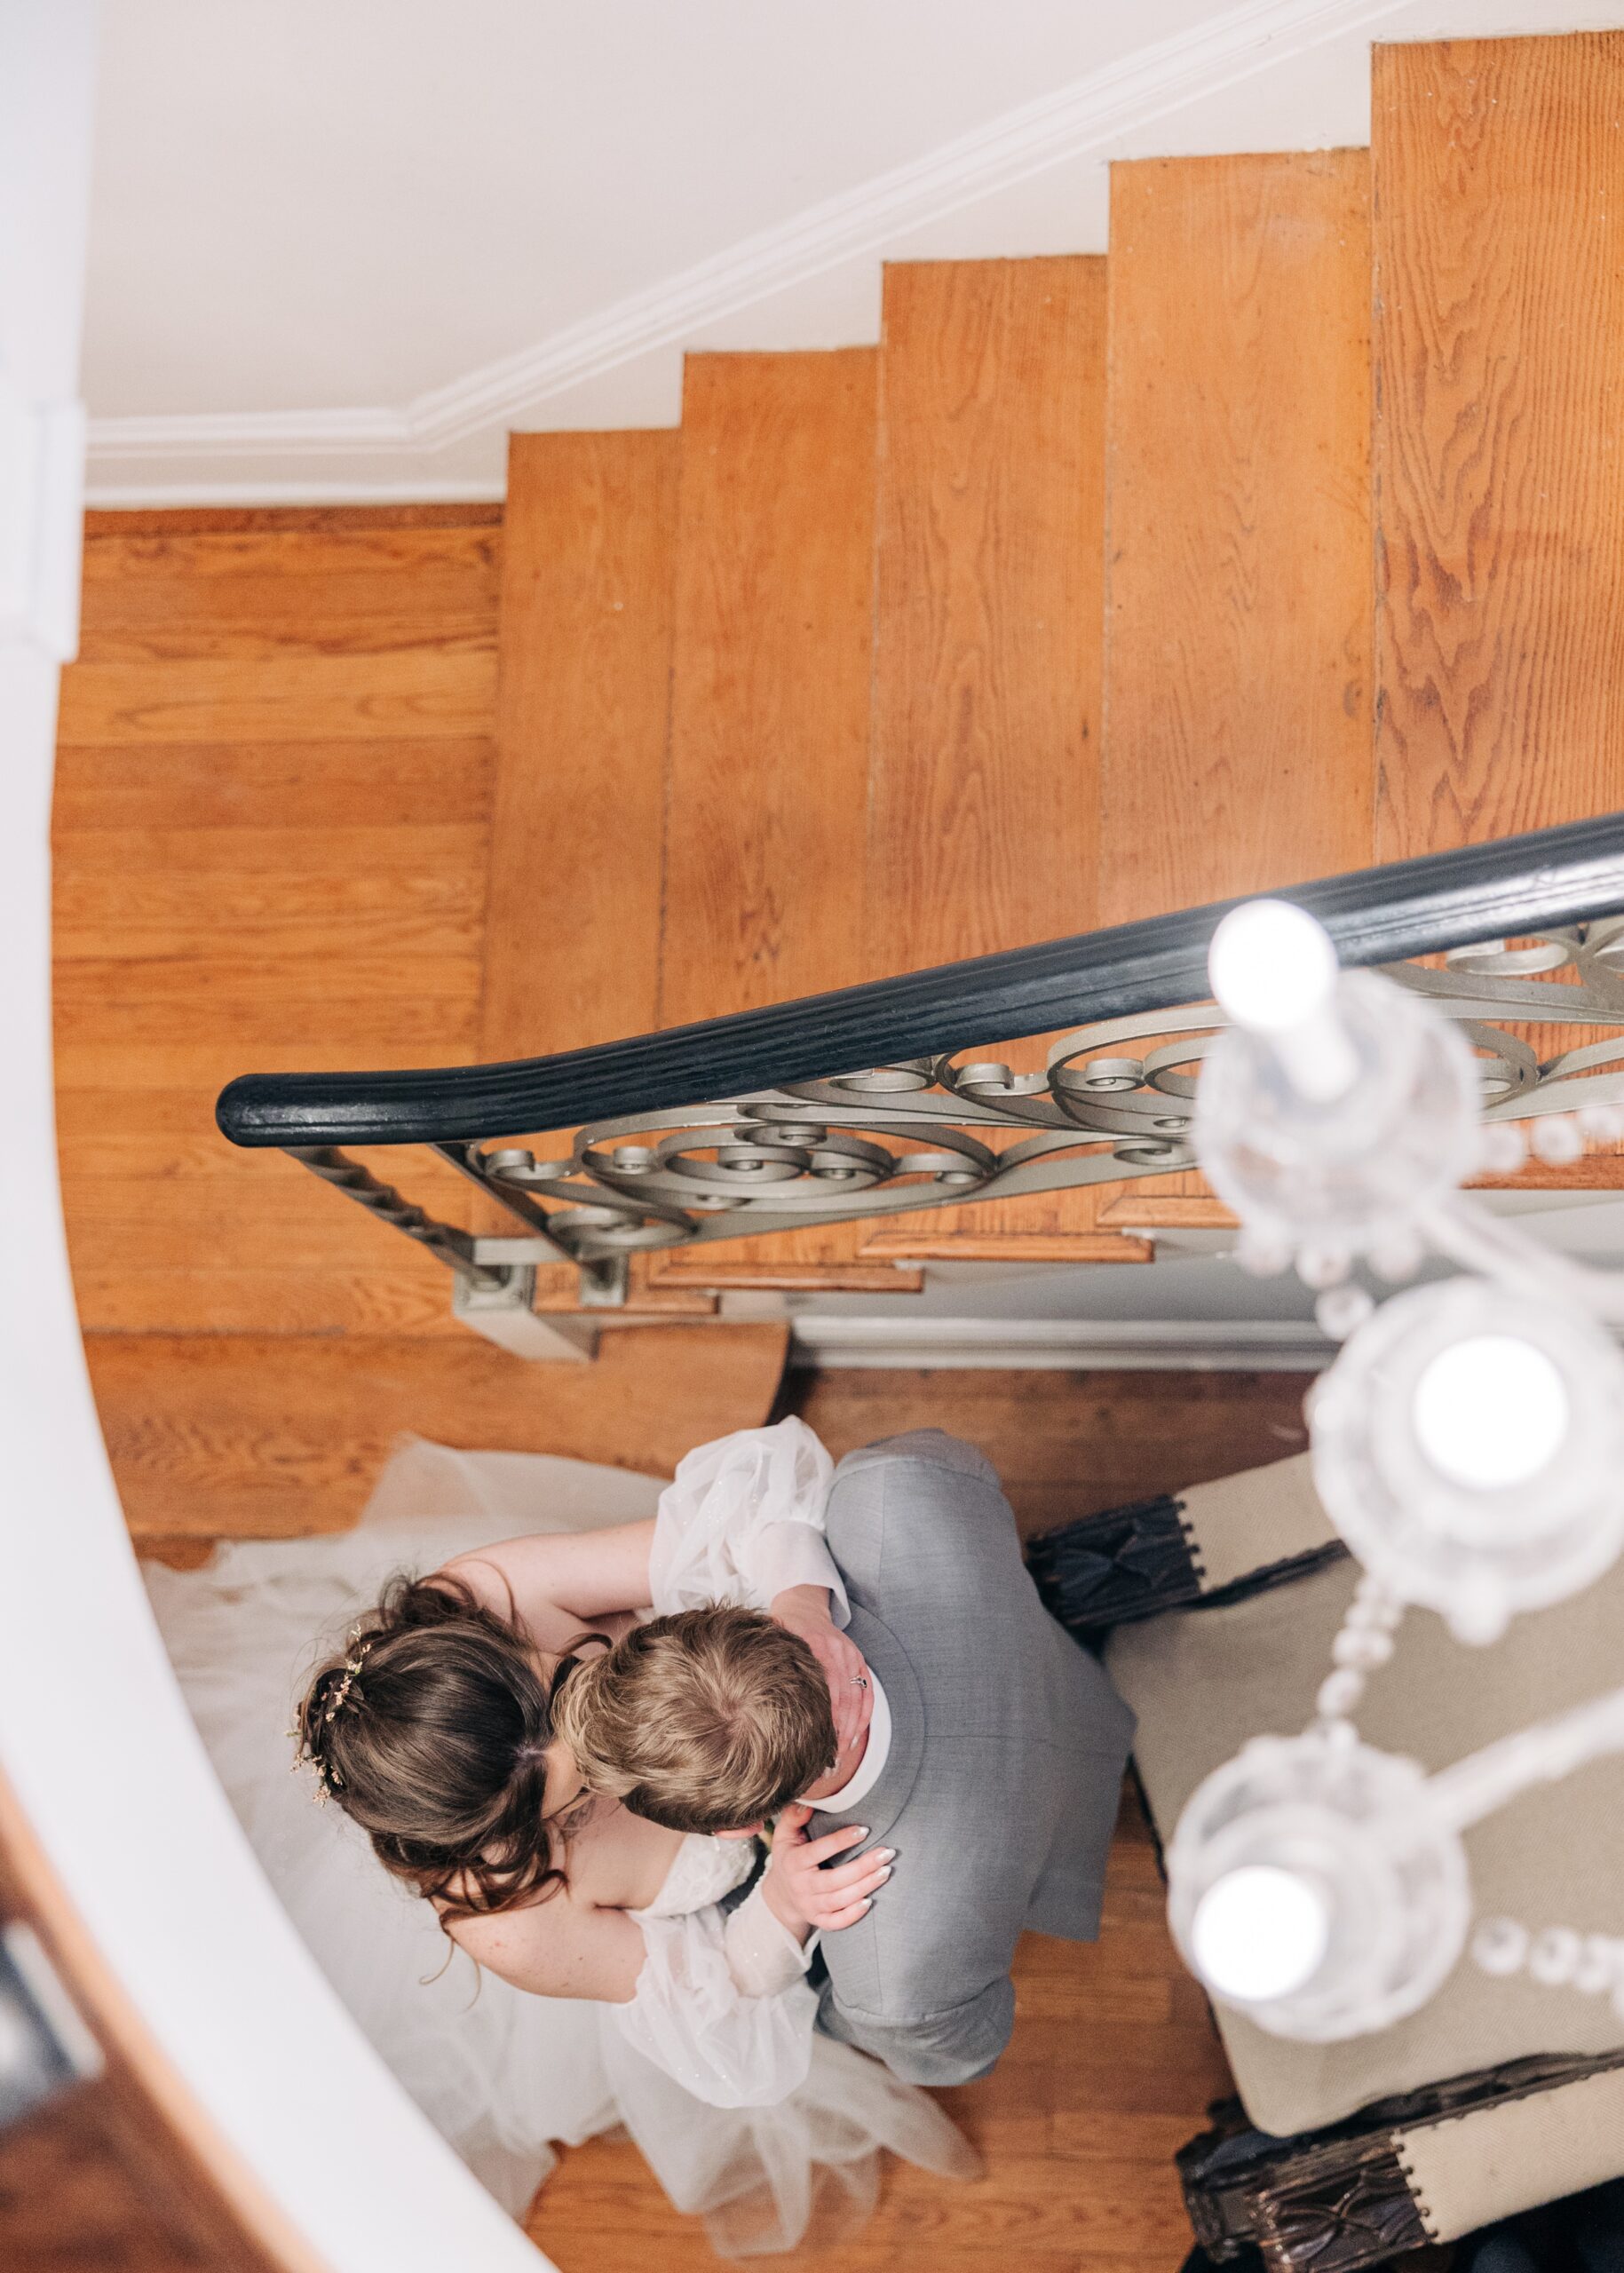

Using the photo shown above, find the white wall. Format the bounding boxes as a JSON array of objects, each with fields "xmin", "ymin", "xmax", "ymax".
[
  {"xmin": 0, "ymin": 11, "xmax": 551, "ymax": 2269},
  {"xmin": 85, "ymin": 0, "xmax": 1624, "ymax": 503}
]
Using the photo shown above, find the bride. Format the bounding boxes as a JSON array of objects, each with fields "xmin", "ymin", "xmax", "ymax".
[{"xmin": 144, "ymin": 1417, "xmax": 976, "ymax": 2255}]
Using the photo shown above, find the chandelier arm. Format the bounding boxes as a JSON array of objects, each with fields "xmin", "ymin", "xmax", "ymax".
[
  {"xmin": 1418, "ymin": 1192, "xmax": 1624, "ymax": 1320},
  {"xmin": 1424, "ymin": 1683, "xmax": 1624, "ymax": 1837}
]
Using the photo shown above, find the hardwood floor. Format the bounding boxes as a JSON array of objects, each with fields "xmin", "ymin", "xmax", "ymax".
[
  {"xmin": 785, "ymin": 1366, "xmax": 1311, "ymax": 1540},
  {"xmin": 55, "ymin": 504, "xmax": 792, "ymax": 1539}
]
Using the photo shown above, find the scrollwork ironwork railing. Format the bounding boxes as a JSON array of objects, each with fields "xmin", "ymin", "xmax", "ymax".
[{"xmin": 217, "ymin": 815, "xmax": 1624, "ymax": 1319}]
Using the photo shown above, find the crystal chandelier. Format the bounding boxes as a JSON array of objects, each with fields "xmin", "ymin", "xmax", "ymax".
[{"xmin": 1166, "ymin": 900, "xmax": 1624, "ymax": 2043}]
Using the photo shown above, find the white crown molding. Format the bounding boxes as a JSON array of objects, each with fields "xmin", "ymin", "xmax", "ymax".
[
  {"xmin": 787, "ymin": 1316, "xmax": 1336, "ymax": 1371},
  {"xmin": 87, "ymin": 0, "xmax": 1414, "ymax": 491}
]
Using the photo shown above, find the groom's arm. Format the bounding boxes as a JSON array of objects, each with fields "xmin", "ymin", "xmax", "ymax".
[{"xmin": 817, "ymin": 1973, "xmax": 1016, "ymax": 2088}]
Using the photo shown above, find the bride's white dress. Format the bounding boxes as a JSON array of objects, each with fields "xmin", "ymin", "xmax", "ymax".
[{"xmin": 143, "ymin": 1422, "xmax": 976, "ymax": 2256}]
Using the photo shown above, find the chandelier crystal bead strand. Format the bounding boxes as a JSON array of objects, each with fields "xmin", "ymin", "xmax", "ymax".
[{"xmin": 1166, "ymin": 899, "xmax": 1624, "ymax": 2043}]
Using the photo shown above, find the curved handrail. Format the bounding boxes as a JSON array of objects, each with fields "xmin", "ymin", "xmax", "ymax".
[{"xmin": 218, "ymin": 813, "xmax": 1624, "ymax": 1149}]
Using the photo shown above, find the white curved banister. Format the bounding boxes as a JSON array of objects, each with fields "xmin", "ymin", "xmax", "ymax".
[{"xmin": 0, "ymin": 12, "xmax": 548, "ymax": 2267}]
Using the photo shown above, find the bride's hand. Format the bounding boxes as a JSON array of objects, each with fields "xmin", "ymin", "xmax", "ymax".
[
  {"xmin": 768, "ymin": 1584, "xmax": 875, "ymax": 1761},
  {"xmin": 761, "ymin": 1803, "xmax": 893, "ymax": 1940}
]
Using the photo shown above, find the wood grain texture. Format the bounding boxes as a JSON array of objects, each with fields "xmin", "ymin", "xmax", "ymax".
[
  {"xmin": 651, "ymin": 350, "xmax": 888, "ymax": 1284},
  {"xmin": 54, "ymin": 511, "xmax": 498, "ymax": 1344},
  {"xmin": 1095, "ymin": 152, "xmax": 1372, "ymax": 1224},
  {"xmin": 77, "ymin": 568, "xmax": 501, "ymax": 663},
  {"xmin": 1372, "ymin": 37, "xmax": 1624, "ymax": 1139},
  {"xmin": 1374, "ymin": 34, "xmax": 1624, "ymax": 855},
  {"xmin": 51, "ymin": 862, "xmax": 485, "ymax": 963},
  {"xmin": 1101, "ymin": 151, "xmax": 1373, "ymax": 918},
  {"xmin": 1097, "ymin": 1192, "xmax": 1240, "ymax": 1231},
  {"xmin": 51, "ymin": 738, "xmax": 494, "ymax": 832},
  {"xmin": 86, "ymin": 1322, "xmax": 788, "ymax": 1536},
  {"xmin": 81, "ymin": 503, "xmax": 503, "ymax": 538},
  {"xmin": 859, "ymin": 258, "xmax": 1148, "ymax": 1256},
  {"xmin": 662, "ymin": 351, "xmax": 878, "ymax": 1025},
  {"xmin": 786, "ymin": 1366, "xmax": 1311, "ymax": 1537},
  {"xmin": 483, "ymin": 432, "xmax": 677, "ymax": 1065},
  {"xmin": 870, "ymin": 259, "xmax": 1105, "ymax": 973},
  {"xmin": 56, "ymin": 652, "xmax": 497, "ymax": 747},
  {"xmin": 650, "ymin": 1255, "xmax": 924, "ymax": 1293},
  {"xmin": 858, "ymin": 1227, "xmax": 1153, "ymax": 1263}
]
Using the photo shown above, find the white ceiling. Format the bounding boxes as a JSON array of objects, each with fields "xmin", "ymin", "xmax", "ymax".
[{"xmin": 84, "ymin": 0, "xmax": 1624, "ymax": 501}]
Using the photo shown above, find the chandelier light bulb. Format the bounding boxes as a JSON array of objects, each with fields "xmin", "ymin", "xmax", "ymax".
[
  {"xmin": 1310, "ymin": 1279, "xmax": 1624, "ymax": 1642},
  {"xmin": 1208, "ymin": 900, "xmax": 1339, "ymax": 1034},
  {"xmin": 1411, "ymin": 1334, "xmax": 1571, "ymax": 1492},
  {"xmin": 1190, "ymin": 1865, "xmax": 1331, "ymax": 2003},
  {"xmin": 1166, "ymin": 1732, "xmax": 1472, "ymax": 2039}
]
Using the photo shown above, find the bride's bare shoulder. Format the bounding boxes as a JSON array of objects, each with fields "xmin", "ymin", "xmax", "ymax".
[{"xmin": 440, "ymin": 1871, "xmax": 645, "ymax": 2003}]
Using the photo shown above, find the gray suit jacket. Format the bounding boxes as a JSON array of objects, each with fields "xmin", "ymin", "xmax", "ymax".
[{"xmin": 811, "ymin": 1430, "xmax": 1135, "ymax": 2087}]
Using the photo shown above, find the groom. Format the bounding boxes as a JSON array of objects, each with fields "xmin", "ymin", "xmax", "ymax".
[{"xmin": 571, "ymin": 1430, "xmax": 1136, "ymax": 2087}]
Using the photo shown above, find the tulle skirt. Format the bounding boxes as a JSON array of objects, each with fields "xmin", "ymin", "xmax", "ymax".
[{"xmin": 143, "ymin": 1437, "xmax": 978, "ymax": 2253}]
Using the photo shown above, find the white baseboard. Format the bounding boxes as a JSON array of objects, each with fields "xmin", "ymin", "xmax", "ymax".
[{"xmin": 788, "ymin": 1315, "xmax": 1333, "ymax": 1371}]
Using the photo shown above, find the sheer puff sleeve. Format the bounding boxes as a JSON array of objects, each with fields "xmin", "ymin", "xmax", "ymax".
[
  {"xmin": 612, "ymin": 1904, "xmax": 818, "ymax": 2108},
  {"xmin": 647, "ymin": 1418, "xmax": 848, "ymax": 1626}
]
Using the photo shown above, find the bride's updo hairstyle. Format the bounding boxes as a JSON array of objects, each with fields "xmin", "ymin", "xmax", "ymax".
[{"xmin": 296, "ymin": 1571, "xmax": 602, "ymax": 1922}]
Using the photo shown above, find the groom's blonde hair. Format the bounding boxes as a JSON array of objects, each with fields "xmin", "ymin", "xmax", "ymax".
[{"xmin": 553, "ymin": 1605, "xmax": 837, "ymax": 1833}]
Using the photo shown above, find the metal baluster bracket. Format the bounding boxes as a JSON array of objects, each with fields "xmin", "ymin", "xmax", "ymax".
[{"xmin": 288, "ymin": 1147, "xmax": 598, "ymax": 1362}]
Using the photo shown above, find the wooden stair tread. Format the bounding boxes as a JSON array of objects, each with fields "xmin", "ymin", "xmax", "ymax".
[
  {"xmin": 649, "ymin": 348, "xmax": 887, "ymax": 1291},
  {"xmin": 1092, "ymin": 147, "xmax": 1374, "ymax": 1229},
  {"xmin": 89, "ymin": 1323, "xmax": 788, "ymax": 1539},
  {"xmin": 56, "ymin": 511, "xmax": 502, "ymax": 1342},
  {"xmin": 647, "ymin": 266, "xmax": 1149, "ymax": 1283},
  {"xmin": 856, "ymin": 256, "xmax": 1144, "ymax": 1263},
  {"xmin": 477, "ymin": 429, "xmax": 697, "ymax": 1309},
  {"xmin": 1371, "ymin": 35, "xmax": 1624, "ymax": 1149},
  {"xmin": 1374, "ymin": 33, "xmax": 1624, "ymax": 858}
]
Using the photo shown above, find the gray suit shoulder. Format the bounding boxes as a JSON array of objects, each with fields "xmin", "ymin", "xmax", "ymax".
[{"xmin": 831, "ymin": 1429, "xmax": 1000, "ymax": 1488}]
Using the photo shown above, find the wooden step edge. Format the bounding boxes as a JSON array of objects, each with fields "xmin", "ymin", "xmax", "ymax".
[
  {"xmin": 1096, "ymin": 1164, "xmax": 1624, "ymax": 1226},
  {"xmin": 1096, "ymin": 1194, "xmax": 1238, "ymax": 1231},
  {"xmin": 532, "ymin": 1255, "xmax": 719, "ymax": 1317},
  {"xmin": 1464, "ymin": 1156, "xmax": 1624, "ymax": 1194},
  {"xmin": 646, "ymin": 1255, "xmax": 925, "ymax": 1295},
  {"xmin": 856, "ymin": 1229, "xmax": 1153, "ymax": 1263}
]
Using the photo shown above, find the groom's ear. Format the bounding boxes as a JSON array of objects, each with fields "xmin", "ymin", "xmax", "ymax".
[{"xmin": 712, "ymin": 1823, "xmax": 764, "ymax": 1841}]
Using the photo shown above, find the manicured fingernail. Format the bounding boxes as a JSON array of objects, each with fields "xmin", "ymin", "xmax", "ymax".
[
  {"xmin": 878, "ymin": 1848, "xmax": 895, "ymax": 1862},
  {"xmin": 877, "ymin": 1865, "xmax": 892, "ymax": 1881},
  {"xmin": 861, "ymin": 1897, "xmax": 873, "ymax": 1911}
]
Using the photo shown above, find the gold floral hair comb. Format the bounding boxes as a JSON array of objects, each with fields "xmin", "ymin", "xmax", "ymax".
[{"xmin": 291, "ymin": 1628, "xmax": 372, "ymax": 1805}]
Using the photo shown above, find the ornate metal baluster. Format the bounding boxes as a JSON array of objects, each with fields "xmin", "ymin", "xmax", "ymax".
[
  {"xmin": 274, "ymin": 924, "xmax": 1624, "ymax": 1353},
  {"xmin": 285, "ymin": 1146, "xmax": 505, "ymax": 1289}
]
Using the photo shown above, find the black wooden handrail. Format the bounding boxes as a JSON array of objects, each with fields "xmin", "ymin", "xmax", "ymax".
[{"xmin": 217, "ymin": 813, "xmax": 1624, "ymax": 1149}]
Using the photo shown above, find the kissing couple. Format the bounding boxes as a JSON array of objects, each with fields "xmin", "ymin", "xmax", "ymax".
[{"xmin": 148, "ymin": 1419, "xmax": 1135, "ymax": 2254}]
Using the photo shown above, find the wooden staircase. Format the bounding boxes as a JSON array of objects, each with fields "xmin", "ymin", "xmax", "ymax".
[
  {"xmin": 52, "ymin": 31, "xmax": 1624, "ymax": 1536},
  {"xmin": 481, "ymin": 30, "xmax": 1624, "ymax": 1304}
]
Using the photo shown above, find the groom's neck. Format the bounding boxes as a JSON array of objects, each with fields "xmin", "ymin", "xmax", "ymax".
[{"xmin": 798, "ymin": 1695, "xmax": 871, "ymax": 1803}]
